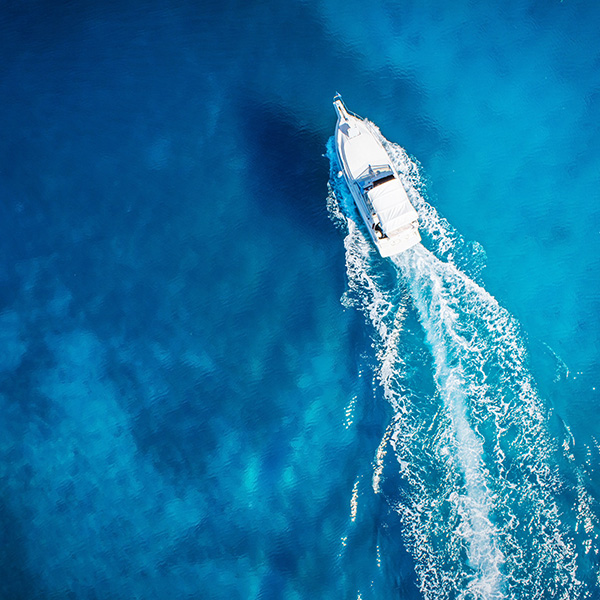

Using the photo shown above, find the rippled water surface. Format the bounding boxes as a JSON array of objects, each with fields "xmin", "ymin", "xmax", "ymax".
[{"xmin": 1, "ymin": 1, "xmax": 599, "ymax": 599}]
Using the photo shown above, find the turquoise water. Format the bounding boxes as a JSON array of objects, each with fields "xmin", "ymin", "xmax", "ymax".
[{"xmin": 0, "ymin": 1, "xmax": 599, "ymax": 599}]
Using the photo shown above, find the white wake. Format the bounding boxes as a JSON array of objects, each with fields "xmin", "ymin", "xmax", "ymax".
[{"xmin": 327, "ymin": 132, "xmax": 587, "ymax": 599}]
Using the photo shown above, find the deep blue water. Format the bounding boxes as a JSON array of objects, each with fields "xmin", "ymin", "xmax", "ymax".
[{"xmin": 1, "ymin": 1, "xmax": 599, "ymax": 599}]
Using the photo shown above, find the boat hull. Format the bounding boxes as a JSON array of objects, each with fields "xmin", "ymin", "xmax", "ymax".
[{"xmin": 333, "ymin": 95, "xmax": 421, "ymax": 258}]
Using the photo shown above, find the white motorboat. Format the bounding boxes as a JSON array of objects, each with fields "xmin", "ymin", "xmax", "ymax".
[{"xmin": 333, "ymin": 94, "xmax": 421, "ymax": 257}]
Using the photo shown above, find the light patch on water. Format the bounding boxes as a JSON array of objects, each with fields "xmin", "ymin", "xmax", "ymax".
[
  {"xmin": 146, "ymin": 136, "xmax": 171, "ymax": 170},
  {"xmin": 350, "ymin": 477, "xmax": 360, "ymax": 522},
  {"xmin": 0, "ymin": 328, "xmax": 210, "ymax": 598},
  {"xmin": 344, "ymin": 394, "xmax": 358, "ymax": 429}
]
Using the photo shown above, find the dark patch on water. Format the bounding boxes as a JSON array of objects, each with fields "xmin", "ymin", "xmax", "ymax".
[
  {"xmin": 130, "ymin": 368, "xmax": 224, "ymax": 483},
  {"xmin": 0, "ymin": 342, "xmax": 61, "ymax": 440},
  {"xmin": 0, "ymin": 500, "xmax": 44, "ymax": 600},
  {"xmin": 235, "ymin": 94, "xmax": 332, "ymax": 238}
]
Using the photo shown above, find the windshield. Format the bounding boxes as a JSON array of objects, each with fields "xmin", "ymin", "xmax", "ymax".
[
  {"xmin": 371, "ymin": 173, "xmax": 396, "ymax": 188},
  {"xmin": 358, "ymin": 166, "xmax": 396, "ymax": 191}
]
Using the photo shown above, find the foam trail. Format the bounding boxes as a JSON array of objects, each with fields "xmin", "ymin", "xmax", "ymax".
[
  {"xmin": 401, "ymin": 248, "xmax": 505, "ymax": 599},
  {"xmin": 327, "ymin": 134, "xmax": 587, "ymax": 599},
  {"xmin": 392, "ymin": 246, "xmax": 585, "ymax": 599}
]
